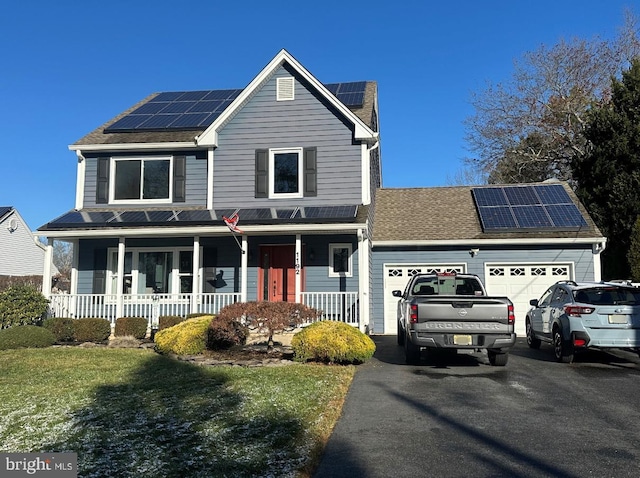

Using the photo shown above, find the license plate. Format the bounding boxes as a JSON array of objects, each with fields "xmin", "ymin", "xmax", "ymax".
[
  {"xmin": 453, "ymin": 335, "xmax": 472, "ymax": 345},
  {"xmin": 608, "ymin": 314, "xmax": 629, "ymax": 324}
]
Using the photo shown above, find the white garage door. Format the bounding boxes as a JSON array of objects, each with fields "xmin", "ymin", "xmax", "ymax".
[
  {"xmin": 484, "ymin": 263, "xmax": 573, "ymax": 336},
  {"xmin": 383, "ymin": 264, "xmax": 466, "ymax": 335}
]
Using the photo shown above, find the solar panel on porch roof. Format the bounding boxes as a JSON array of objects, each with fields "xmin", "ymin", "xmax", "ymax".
[{"xmin": 472, "ymin": 184, "xmax": 587, "ymax": 231}]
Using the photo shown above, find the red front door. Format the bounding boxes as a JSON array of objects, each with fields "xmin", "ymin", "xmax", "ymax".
[{"xmin": 258, "ymin": 245, "xmax": 301, "ymax": 302}]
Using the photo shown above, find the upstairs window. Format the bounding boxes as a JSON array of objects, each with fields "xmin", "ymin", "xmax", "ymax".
[
  {"xmin": 269, "ymin": 148, "xmax": 303, "ymax": 198},
  {"xmin": 111, "ymin": 157, "xmax": 172, "ymax": 203}
]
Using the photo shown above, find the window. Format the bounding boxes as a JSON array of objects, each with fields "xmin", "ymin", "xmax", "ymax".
[
  {"xmin": 329, "ymin": 243, "xmax": 352, "ymax": 277},
  {"xmin": 269, "ymin": 148, "xmax": 303, "ymax": 198},
  {"xmin": 111, "ymin": 157, "xmax": 172, "ymax": 203}
]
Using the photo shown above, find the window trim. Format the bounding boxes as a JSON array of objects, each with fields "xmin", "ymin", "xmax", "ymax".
[
  {"xmin": 328, "ymin": 243, "xmax": 353, "ymax": 278},
  {"xmin": 109, "ymin": 156, "xmax": 174, "ymax": 204},
  {"xmin": 269, "ymin": 147, "xmax": 304, "ymax": 199}
]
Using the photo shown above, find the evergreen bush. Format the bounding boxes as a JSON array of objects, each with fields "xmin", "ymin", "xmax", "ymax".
[
  {"xmin": 206, "ymin": 315, "xmax": 249, "ymax": 350},
  {"xmin": 0, "ymin": 325, "xmax": 56, "ymax": 350},
  {"xmin": 73, "ymin": 318, "xmax": 111, "ymax": 343},
  {"xmin": 158, "ymin": 315, "xmax": 185, "ymax": 330},
  {"xmin": 42, "ymin": 317, "xmax": 75, "ymax": 342},
  {"xmin": 154, "ymin": 316, "xmax": 212, "ymax": 355},
  {"xmin": 291, "ymin": 321, "xmax": 376, "ymax": 364},
  {"xmin": 0, "ymin": 285, "xmax": 49, "ymax": 329},
  {"xmin": 628, "ymin": 216, "xmax": 640, "ymax": 282},
  {"xmin": 114, "ymin": 317, "xmax": 148, "ymax": 339}
]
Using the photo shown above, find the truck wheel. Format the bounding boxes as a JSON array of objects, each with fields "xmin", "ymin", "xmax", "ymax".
[
  {"xmin": 488, "ymin": 350, "xmax": 508, "ymax": 366},
  {"xmin": 397, "ymin": 322, "xmax": 405, "ymax": 346},
  {"xmin": 526, "ymin": 319, "xmax": 541, "ymax": 349},
  {"xmin": 553, "ymin": 329, "xmax": 574, "ymax": 363},
  {"xmin": 404, "ymin": 335, "xmax": 421, "ymax": 364}
]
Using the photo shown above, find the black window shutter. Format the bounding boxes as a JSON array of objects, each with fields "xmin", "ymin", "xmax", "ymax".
[
  {"xmin": 96, "ymin": 157, "xmax": 110, "ymax": 204},
  {"xmin": 303, "ymin": 147, "xmax": 317, "ymax": 197},
  {"xmin": 255, "ymin": 149, "xmax": 269, "ymax": 198},
  {"xmin": 92, "ymin": 249, "xmax": 107, "ymax": 294},
  {"xmin": 173, "ymin": 155, "xmax": 186, "ymax": 202}
]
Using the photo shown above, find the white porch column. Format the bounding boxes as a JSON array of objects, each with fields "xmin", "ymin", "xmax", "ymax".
[
  {"xmin": 42, "ymin": 238, "xmax": 54, "ymax": 297},
  {"xmin": 592, "ymin": 242, "xmax": 604, "ymax": 282},
  {"xmin": 358, "ymin": 228, "xmax": 370, "ymax": 333},
  {"xmin": 192, "ymin": 236, "xmax": 200, "ymax": 312},
  {"xmin": 70, "ymin": 240, "xmax": 79, "ymax": 318},
  {"xmin": 295, "ymin": 234, "xmax": 302, "ymax": 303},
  {"xmin": 116, "ymin": 237, "xmax": 125, "ymax": 319},
  {"xmin": 241, "ymin": 235, "xmax": 248, "ymax": 302}
]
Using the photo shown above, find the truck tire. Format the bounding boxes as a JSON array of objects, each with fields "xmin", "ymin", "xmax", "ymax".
[
  {"xmin": 526, "ymin": 319, "xmax": 541, "ymax": 349},
  {"xmin": 404, "ymin": 335, "xmax": 421, "ymax": 364},
  {"xmin": 553, "ymin": 328, "xmax": 574, "ymax": 363},
  {"xmin": 397, "ymin": 322, "xmax": 405, "ymax": 346},
  {"xmin": 488, "ymin": 350, "xmax": 508, "ymax": 366}
]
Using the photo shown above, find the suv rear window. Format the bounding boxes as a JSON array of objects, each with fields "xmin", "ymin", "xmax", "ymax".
[{"xmin": 573, "ymin": 287, "xmax": 640, "ymax": 306}]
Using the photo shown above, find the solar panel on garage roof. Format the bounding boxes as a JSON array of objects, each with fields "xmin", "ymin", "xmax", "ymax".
[{"xmin": 472, "ymin": 184, "xmax": 587, "ymax": 231}]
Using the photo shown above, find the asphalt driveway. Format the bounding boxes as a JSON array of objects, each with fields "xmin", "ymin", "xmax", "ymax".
[{"xmin": 313, "ymin": 336, "xmax": 640, "ymax": 478}]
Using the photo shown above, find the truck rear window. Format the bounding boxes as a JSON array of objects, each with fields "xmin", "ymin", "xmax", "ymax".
[{"xmin": 412, "ymin": 277, "xmax": 483, "ymax": 296}]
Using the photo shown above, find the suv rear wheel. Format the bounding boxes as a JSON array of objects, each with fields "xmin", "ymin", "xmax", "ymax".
[
  {"xmin": 553, "ymin": 328, "xmax": 574, "ymax": 363},
  {"xmin": 526, "ymin": 319, "xmax": 541, "ymax": 349}
]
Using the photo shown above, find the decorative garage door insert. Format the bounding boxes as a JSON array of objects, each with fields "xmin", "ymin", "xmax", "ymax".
[
  {"xmin": 484, "ymin": 263, "xmax": 572, "ymax": 336},
  {"xmin": 383, "ymin": 264, "xmax": 466, "ymax": 334}
]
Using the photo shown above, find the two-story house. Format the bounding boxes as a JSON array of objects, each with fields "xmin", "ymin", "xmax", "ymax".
[
  {"xmin": 39, "ymin": 49, "xmax": 606, "ymax": 337},
  {"xmin": 38, "ymin": 49, "xmax": 379, "ymax": 331}
]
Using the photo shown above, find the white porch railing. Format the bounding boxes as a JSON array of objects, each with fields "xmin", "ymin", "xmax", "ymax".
[{"xmin": 47, "ymin": 292, "xmax": 359, "ymax": 328}]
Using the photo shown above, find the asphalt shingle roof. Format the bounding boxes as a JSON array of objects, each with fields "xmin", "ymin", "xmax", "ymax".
[{"xmin": 372, "ymin": 182, "xmax": 603, "ymax": 243}]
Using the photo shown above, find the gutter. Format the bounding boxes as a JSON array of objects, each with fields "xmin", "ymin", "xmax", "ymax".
[{"xmin": 373, "ymin": 237, "xmax": 607, "ymax": 247}]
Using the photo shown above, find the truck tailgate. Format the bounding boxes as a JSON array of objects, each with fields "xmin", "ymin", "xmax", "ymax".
[{"xmin": 415, "ymin": 297, "xmax": 513, "ymax": 331}]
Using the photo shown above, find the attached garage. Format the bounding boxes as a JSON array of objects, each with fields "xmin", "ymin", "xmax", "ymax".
[{"xmin": 370, "ymin": 182, "xmax": 606, "ymax": 335}]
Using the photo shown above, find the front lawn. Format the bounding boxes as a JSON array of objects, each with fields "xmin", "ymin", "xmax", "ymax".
[{"xmin": 0, "ymin": 347, "xmax": 354, "ymax": 477}]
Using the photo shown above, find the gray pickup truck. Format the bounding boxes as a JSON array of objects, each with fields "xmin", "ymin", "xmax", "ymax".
[{"xmin": 394, "ymin": 272, "xmax": 516, "ymax": 365}]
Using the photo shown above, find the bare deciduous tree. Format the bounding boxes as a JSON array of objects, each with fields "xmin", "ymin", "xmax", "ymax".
[{"xmin": 464, "ymin": 10, "xmax": 640, "ymax": 184}]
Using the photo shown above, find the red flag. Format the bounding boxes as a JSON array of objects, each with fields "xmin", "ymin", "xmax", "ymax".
[{"xmin": 222, "ymin": 213, "xmax": 243, "ymax": 234}]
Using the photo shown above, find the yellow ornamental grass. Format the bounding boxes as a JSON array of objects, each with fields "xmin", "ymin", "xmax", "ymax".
[
  {"xmin": 291, "ymin": 321, "xmax": 376, "ymax": 364},
  {"xmin": 154, "ymin": 315, "xmax": 213, "ymax": 355}
]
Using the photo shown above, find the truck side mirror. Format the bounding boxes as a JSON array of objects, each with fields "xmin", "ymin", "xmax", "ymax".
[
  {"xmin": 529, "ymin": 299, "xmax": 539, "ymax": 307},
  {"xmin": 392, "ymin": 290, "xmax": 402, "ymax": 297}
]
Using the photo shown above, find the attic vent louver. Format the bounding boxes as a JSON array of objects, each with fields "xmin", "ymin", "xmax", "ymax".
[{"xmin": 277, "ymin": 77, "xmax": 295, "ymax": 101}]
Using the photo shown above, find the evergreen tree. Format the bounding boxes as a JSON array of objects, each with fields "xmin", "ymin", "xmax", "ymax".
[
  {"xmin": 574, "ymin": 59, "xmax": 640, "ymax": 279},
  {"xmin": 628, "ymin": 217, "xmax": 640, "ymax": 282}
]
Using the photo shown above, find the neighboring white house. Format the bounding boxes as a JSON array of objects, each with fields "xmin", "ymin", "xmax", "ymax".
[{"xmin": 0, "ymin": 207, "xmax": 58, "ymax": 277}]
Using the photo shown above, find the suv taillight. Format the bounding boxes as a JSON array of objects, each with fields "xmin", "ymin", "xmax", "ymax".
[
  {"xmin": 564, "ymin": 305, "xmax": 595, "ymax": 317},
  {"xmin": 507, "ymin": 304, "xmax": 515, "ymax": 324},
  {"xmin": 410, "ymin": 304, "xmax": 418, "ymax": 323}
]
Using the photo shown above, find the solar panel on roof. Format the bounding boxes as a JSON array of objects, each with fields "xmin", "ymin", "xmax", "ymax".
[
  {"xmin": 160, "ymin": 101, "xmax": 197, "ymax": 114},
  {"xmin": 472, "ymin": 184, "xmax": 587, "ymax": 231}
]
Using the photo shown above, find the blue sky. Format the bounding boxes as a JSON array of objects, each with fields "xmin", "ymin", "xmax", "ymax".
[{"xmin": 0, "ymin": 0, "xmax": 635, "ymax": 232}]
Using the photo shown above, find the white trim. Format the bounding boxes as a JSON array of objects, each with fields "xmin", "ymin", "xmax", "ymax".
[
  {"xmin": 361, "ymin": 143, "xmax": 370, "ymax": 205},
  {"xmin": 109, "ymin": 156, "xmax": 173, "ymax": 204},
  {"xmin": 329, "ymin": 243, "xmax": 353, "ymax": 277},
  {"xmin": 75, "ymin": 150, "xmax": 85, "ymax": 210},
  {"xmin": 41, "ymin": 222, "xmax": 366, "ymax": 239},
  {"xmin": 358, "ymin": 229, "xmax": 370, "ymax": 333},
  {"xmin": 69, "ymin": 142, "xmax": 197, "ymax": 152},
  {"xmin": 374, "ymin": 237, "xmax": 606, "ymax": 247},
  {"xmin": 197, "ymin": 49, "xmax": 376, "ymax": 147},
  {"xmin": 241, "ymin": 236, "xmax": 248, "ymax": 302},
  {"xmin": 207, "ymin": 148, "xmax": 214, "ymax": 210},
  {"xmin": 269, "ymin": 147, "xmax": 304, "ymax": 198},
  {"xmin": 42, "ymin": 239, "xmax": 54, "ymax": 297},
  {"xmin": 70, "ymin": 239, "xmax": 79, "ymax": 296}
]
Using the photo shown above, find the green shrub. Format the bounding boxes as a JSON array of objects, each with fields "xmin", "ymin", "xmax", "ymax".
[
  {"xmin": 158, "ymin": 315, "xmax": 185, "ymax": 330},
  {"xmin": 291, "ymin": 321, "xmax": 376, "ymax": 364},
  {"xmin": 206, "ymin": 315, "xmax": 249, "ymax": 350},
  {"xmin": 0, "ymin": 325, "xmax": 56, "ymax": 350},
  {"xmin": 73, "ymin": 318, "xmax": 111, "ymax": 343},
  {"xmin": 114, "ymin": 317, "xmax": 148, "ymax": 339},
  {"xmin": 42, "ymin": 317, "xmax": 75, "ymax": 342},
  {"xmin": 0, "ymin": 285, "xmax": 49, "ymax": 329},
  {"xmin": 154, "ymin": 316, "xmax": 212, "ymax": 355}
]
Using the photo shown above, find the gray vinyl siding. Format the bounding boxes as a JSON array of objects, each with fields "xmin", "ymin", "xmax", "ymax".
[
  {"xmin": 370, "ymin": 244, "xmax": 597, "ymax": 334},
  {"xmin": 213, "ymin": 65, "xmax": 363, "ymax": 209},
  {"xmin": 0, "ymin": 213, "xmax": 47, "ymax": 276},
  {"xmin": 83, "ymin": 152, "xmax": 207, "ymax": 208}
]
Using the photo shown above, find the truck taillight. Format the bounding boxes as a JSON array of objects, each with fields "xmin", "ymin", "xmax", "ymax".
[
  {"xmin": 564, "ymin": 305, "xmax": 595, "ymax": 317},
  {"xmin": 507, "ymin": 304, "xmax": 515, "ymax": 324},
  {"xmin": 410, "ymin": 304, "xmax": 418, "ymax": 323}
]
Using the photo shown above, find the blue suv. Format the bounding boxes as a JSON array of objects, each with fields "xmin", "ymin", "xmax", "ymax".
[{"xmin": 526, "ymin": 281, "xmax": 640, "ymax": 362}]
